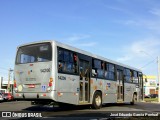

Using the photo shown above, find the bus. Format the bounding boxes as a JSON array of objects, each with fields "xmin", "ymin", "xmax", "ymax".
[{"xmin": 13, "ymin": 40, "xmax": 144, "ymax": 109}]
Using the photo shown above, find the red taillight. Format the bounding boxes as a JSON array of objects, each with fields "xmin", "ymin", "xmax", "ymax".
[
  {"xmin": 48, "ymin": 82, "xmax": 52, "ymax": 87},
  {"xmin": 48, "ymin": 78, "xmax": 53, "ymax": 87},
  {"xmin": 28, "ymin": 84, "xmax": 35, "ymax": 88},
  {"xmin": 30, "ymin": 64, "xmax": 33, "ymax": 66}
]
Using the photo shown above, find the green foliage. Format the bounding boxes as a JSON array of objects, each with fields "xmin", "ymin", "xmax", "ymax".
[{"xmin": 144, "ymin": 98, "xmax": 158, "ymax": 102}]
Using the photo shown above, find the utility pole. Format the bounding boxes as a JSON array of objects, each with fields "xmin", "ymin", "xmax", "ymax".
[
  {"xmin": 7, "ymin": 68, "xmax": 13, "ymax": 93},
  {"xmin": 157, "ymin": 56, "xmax": 160, "ymax": 102},
  {"xmin": 140, "ymin": 50, "xmax": 160, "ymax": 102}
]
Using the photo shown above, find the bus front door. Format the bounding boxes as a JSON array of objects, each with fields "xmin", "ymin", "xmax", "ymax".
[
  {"xmin": 79, "ymin": 59, "xmax": 90, "ymax": 103},
  {"xmin": 117, "ymin": 70, "xmax": 124, "ymax": 102}
]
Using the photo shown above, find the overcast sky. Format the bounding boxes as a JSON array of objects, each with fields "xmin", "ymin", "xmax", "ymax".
[{"xmin": 0, "ymin": 0, "xmax": 160, "ymax": 79}]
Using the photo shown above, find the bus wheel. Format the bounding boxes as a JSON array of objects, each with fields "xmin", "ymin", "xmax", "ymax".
[
  {"xmin": 130, "ymin": 94, "xmax": 137, "ymax": 105},
  {"xmin": 91, "ymin": 91, "xmax": 102, "ymax": 109}
]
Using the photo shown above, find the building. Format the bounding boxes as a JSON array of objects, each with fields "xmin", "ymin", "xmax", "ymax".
[
  {"xmin": 0, "ymin": 76, "xmax": 13, "ymax": 93},
  {"xmin": 143, "ymin": 75, "xmax": 158, "ymax": 95}
]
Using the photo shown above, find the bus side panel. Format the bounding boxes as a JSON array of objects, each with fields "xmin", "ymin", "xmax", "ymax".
[
  {"xmin": 56, "ymin": 73, "xmax": 79, "ymax": 105},
  {"xmin": 124, "ymin": 83, "xmax": 135, "ymax": 102},
  {"xmin": 103, "ymin": 79, "xmax": 117, "ymax": 103},
  {"xmin": 90, "ymin": 78, "xmax": 117, "ymax": 104}
]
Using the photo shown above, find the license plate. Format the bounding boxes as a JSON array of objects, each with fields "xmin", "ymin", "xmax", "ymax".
[{"xmin": 28, "ymin": 84, "xmax": 35, "ymax": 88}]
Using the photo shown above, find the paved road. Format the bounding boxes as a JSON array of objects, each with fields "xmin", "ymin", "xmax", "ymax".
[{"xmin": 0, "ymin": 101, "xmax": 160, "ymax": 119}]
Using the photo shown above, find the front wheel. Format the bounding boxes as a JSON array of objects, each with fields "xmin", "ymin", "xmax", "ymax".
[{"xmin": 91, "ymin": 91, "xmax": 102, "ymax": 109}]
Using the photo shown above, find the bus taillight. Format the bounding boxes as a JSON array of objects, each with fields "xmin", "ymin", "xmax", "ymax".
[
  {"xmin": 48, "ymin": 78, "xmax": 53, "ymax": 87},
  {"xmin": 48, "ymin": 82, "xmax": 52, "ymax": 87},
  {"xmin": 14, "ymin": 80, "xmax": 18, "ymax": 92}
]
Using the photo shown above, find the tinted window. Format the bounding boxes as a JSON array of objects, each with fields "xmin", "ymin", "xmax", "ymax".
[
  {"xmin": 58, "ymin": 49, "xmax": 64, "ymax": 61},
  {"xmin": 92, "ymin": 59, "xmax": 104, "ymax": 78},
  {"xmin": 58, "ymin": 48, "xmax": 78, "ymax": 74},
  {"xmin": 16, "ymin": 43, "xmax": 52, "ymax": 64},
  {"xmin": 133, "ymin": 71, "xmax": 138, "ymax": 83},
  {"xmin": 105, "ymin": 63, "xmax": 115, "ymax": 80},
  {"xmin": 97, "ymin": 69, "xmax": 104, "ymax": 78},
  {"xmin": 69, "ymin": 52, "xmax": 74, "ymax": 63},
  {"xmin": 108, "ymin": 64, "xmax": 114, "ymax": 72},
  {"xmin": 64, "ymin": 51, "xmax": 69, "ymax": 62},
  {"xmin": 125, "ymin": 68, "xmax": 131, "ymax": 82},
  {"xmin": 93, "ymin": 59, "xmax": 101, "ymax": 69}
]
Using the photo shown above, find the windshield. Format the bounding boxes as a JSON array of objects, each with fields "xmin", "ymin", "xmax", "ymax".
[{"xmin": 16, "ymin": 42, "xmax": 52, "ymax": 64}]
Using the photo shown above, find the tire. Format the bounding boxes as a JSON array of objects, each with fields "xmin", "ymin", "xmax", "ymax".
[
  {"xmin": 130, "ymin": 94, "xmax": 137, "ymax": 105},
  {"xmin": 91, "ymin": 91, "xmax": 102, "ymax": 109}
]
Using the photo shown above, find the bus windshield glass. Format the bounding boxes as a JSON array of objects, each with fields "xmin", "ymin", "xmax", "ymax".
[{"xmin": 16, "ymin": 43, "xmax": 52, "ymax": 64}]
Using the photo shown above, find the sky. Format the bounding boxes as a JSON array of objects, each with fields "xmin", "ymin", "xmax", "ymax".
[{"xmin": 0, "ymin": 0, "xmax": 160, "ymax": 80}]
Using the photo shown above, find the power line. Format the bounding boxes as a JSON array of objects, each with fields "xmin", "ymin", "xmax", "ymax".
[{"xmin": 140, "ymin": 58, "xmax": 157, "ymax": 69}]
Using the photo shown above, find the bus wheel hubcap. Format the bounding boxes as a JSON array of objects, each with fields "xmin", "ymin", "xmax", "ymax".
[{"xmin": 95, "ymin": 96, "xmax": 101, "ymax": 106}]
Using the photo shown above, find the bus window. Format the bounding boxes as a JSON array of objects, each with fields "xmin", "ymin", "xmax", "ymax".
[
  {"xmin": 130, "ymin": 70, "xmax": 134, "ymax": 82},
  {"xmin": 97, "ymin": 69, "xmax": 104, "ymax": 78},
  {"xmin": 104, "ymin": 63, "xmax": 115, "ymax": 80},
  {"xmin": 58, "ymin": 49, "xmax": 64, "ymax": 61},
  {"xmin": 93, "ymin": 59, "xmax": 101, "ymax": 69},
  {"xmin": 64, "ymin": 51, "xmax": 69, "ymax": 62},
  {"xmin": 66, "ymin": 62, "xmax": 74, "ymax": 73},
  {"xmin": 20, "ymin": 54, "xmax": 35, "ymax": 63},
  {"xmin": 92, "ymin": 59, "xmax": 104, "ymax": 78},
  {"xmin": 69, "ymin": 52, "xmax": 74, "ymax": 63},
  {"xmin": 125, "ymin": 69, "xmax": 131, "ymax": 82},
  {"xmin": 16, "ymin": 43, "xmax": 52, "ymax": 64},
  {"xmin": 133, "ymin": 71, "xmax": 138, "ymax": 83},
  {"xmin": 58, "ymin": 48, "xmax": 78, "ymax": 74}
]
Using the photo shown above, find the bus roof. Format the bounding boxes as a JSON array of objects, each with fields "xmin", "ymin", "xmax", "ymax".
[
  {"xmin": 17, "ymin": 40, "xmax": 142, "ymax": 72},
  {"xmin": 16, "ymin": 40, "xmax": 52, "ymax": 48}
]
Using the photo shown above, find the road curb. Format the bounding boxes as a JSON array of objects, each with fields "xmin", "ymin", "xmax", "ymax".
[{"xmin": 140, "ymin": 101, "xmax": 160, "ymax": 104}]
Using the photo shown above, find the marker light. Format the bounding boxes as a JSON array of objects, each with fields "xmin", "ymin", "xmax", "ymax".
[
  {"xmin": 14, "ymin": 80, "xmax": 17, "ymax": 88},
  {"xmin": 50, "ymin": 78, "xmax": 53, "ymax": 82}
]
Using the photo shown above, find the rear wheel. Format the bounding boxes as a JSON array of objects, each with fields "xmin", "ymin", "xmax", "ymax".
[{"xmin": 91, "ymin": 91, "xmax": 102, "ymax": 109}]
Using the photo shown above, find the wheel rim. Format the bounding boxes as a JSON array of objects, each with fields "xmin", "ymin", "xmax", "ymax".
[{"xmin": 95, "ymin": 95, "xmax": 101, "ymax": 106}]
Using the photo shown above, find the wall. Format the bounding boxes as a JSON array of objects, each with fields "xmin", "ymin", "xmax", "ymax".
[{"xmin": 143, "ymin": 75, "xmax": 157, "ymax": 95}]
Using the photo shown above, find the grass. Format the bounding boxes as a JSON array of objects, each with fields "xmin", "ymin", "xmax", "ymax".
[{"xmin": 144, "ymin": 98, "xmax": 158, "ymax": 102}]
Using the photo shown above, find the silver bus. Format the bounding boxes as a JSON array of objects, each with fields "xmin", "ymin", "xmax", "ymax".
[{"xmin": 13, "ymin": 40, "xmax": 144, "ymax": 109}]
